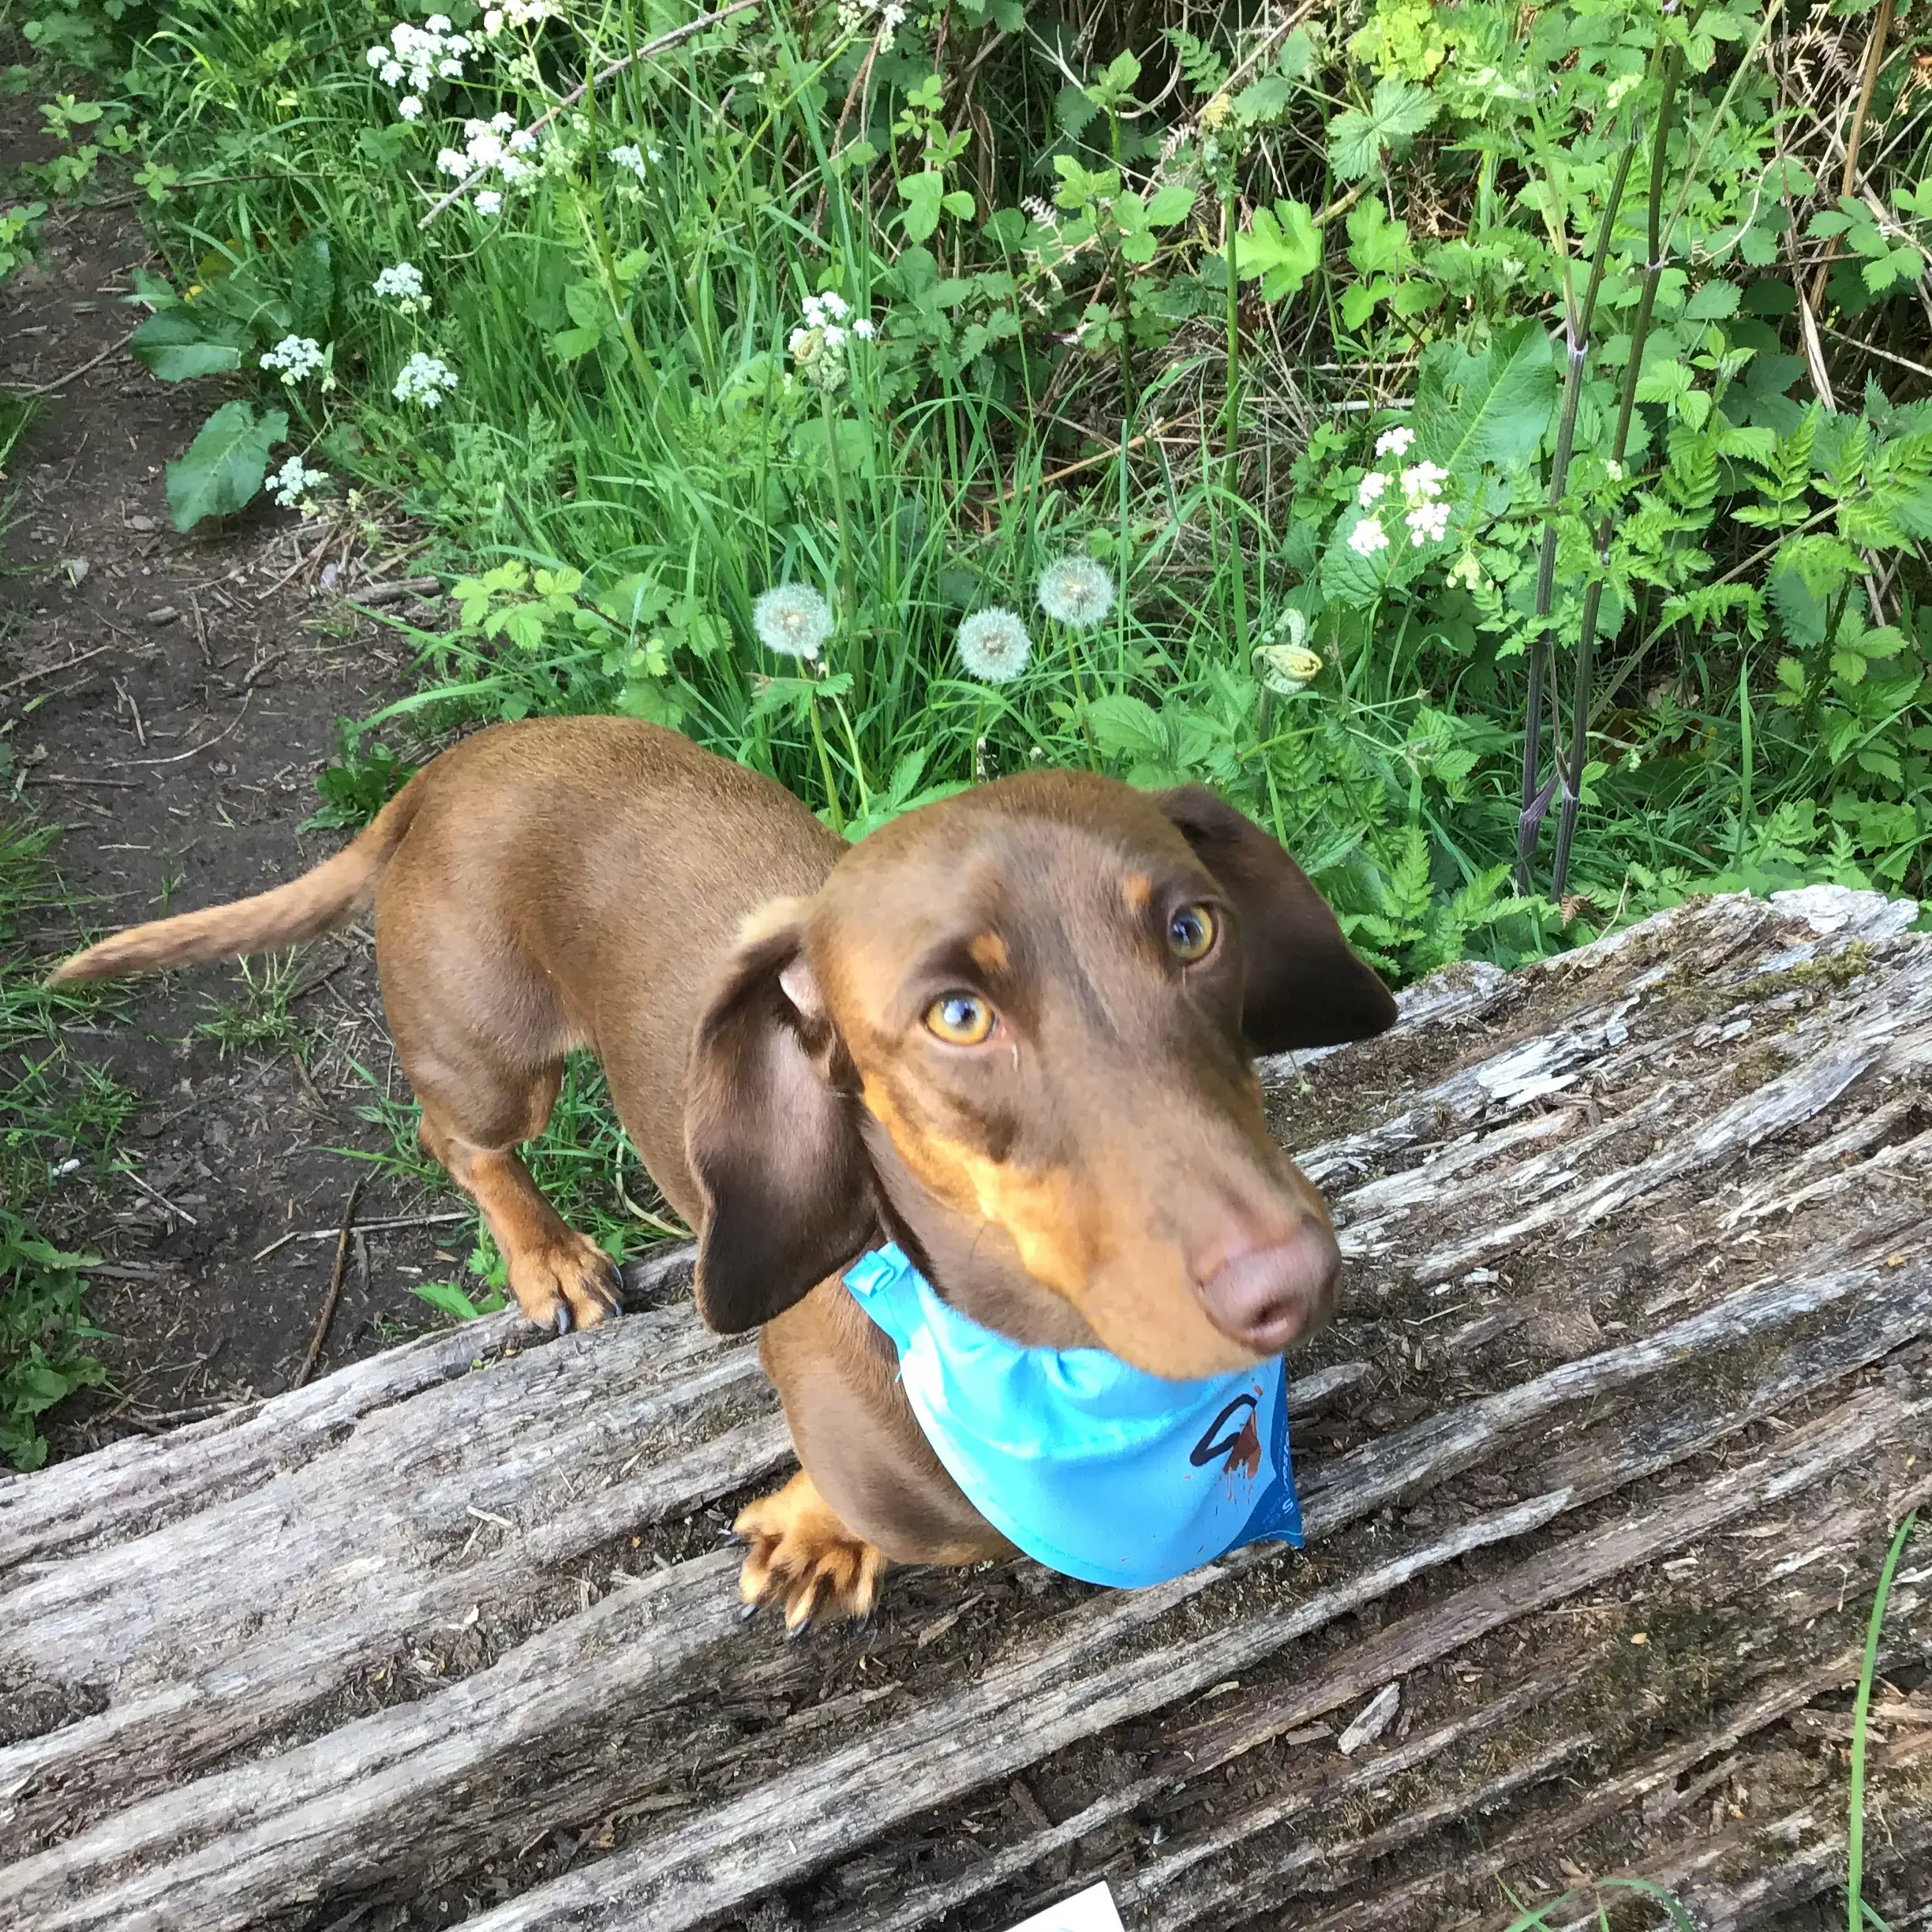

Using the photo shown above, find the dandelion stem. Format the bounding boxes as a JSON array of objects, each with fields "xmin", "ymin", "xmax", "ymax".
[
  {"xmin": 806, "ymin": 689, "xmax": 845, "ymax": 837},
  {"xmin": 828, "ymin": 688, "xmax": 871, "ymax": 820}
]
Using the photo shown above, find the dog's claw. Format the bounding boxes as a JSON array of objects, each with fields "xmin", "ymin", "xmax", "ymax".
[
  {"xmin": 737, "ymin": 1601, "xmax": 762, "ymax": 1623},
  {"xmin": 554, "ymin": 1304, "xmax": 573, "ymax": 1336}
]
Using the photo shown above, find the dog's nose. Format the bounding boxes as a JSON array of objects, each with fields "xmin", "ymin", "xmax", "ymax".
[{"xmin": 1197, "ymin": 1220, "xmax": 1341, "ymax": 1355}]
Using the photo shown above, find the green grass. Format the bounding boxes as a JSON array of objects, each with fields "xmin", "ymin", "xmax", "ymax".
[
  {"xmin": 13, "ymin": 0, "xmax": 1925, "ymax": 994},
  {"xmin": 0, "ymin": 812, "xmax": 125, "ymax": 1470}
]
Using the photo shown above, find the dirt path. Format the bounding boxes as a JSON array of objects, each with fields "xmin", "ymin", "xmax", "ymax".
[{"xmin": 2, "ymin": 191, "xmax": 462, "ymax": 1450}]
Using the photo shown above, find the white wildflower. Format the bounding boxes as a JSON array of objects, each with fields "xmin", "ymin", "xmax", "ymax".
[
  {"xmin": 269, "ymin": 457, "xmax": 330, "ymax": 512},
  {"xmin": 1374, "ymin": 424, "xmax": 1415, "ymax": 461},
  {"xmin": 399, "ymin": 95, "xmax": 423, "ymax": 121},
  {"xmin": 852, "ymin": 316, "xmax": 877, "ymax": 341},
  {"xmin": 1447, "ymin": 552, "xmax": 1484, "ymax": 590},
  {"xmin": 1036, "ymin": 556, "xmax": 1115, "ymax": 629},
  {"xmin": 481, "ymin": 0, "xmax": 554, "ymax": 29},
  {"xmin": 753, "ymin": 584, "xmax": 833, "ymax": 661},
  {"xmin": 260, "ymin": 335, "xmax": 326, "ymax": 384},
  {"xmin": 373, "ymin": 262, "xmax": 430, "ymax": 314},
  {"xmin": 475, "ymin": 190, "xmax": 503, "ymax": 215},
  {"xmin": 364, "ymin": 18, "xmax": 474, "ymax": 100},
  {"xmin": 1399, "ymin": 461, "xmax": 1450, "ymax": 506},
  {"xmin": 803, "ymin": 290, "xmax": 851, "ymax": 328},
  {"xmin": 393, "ymin": 350, "xmax": 459, "ymax": 407},
  {"xmin": 1357, "ymin": 470, "xmax": 1390, "ymax": 510},
  {"xmin": 956, "ymin": 608, "xmax": 1033, "ymax": 684},
  {"xmin": 608, "ymin": 144, "xmax": 649, "ymax": 181},
  {"xmin": 1606, "ymin": 459, "xmax": 1624, "ymax": 481},
  {"xmin": 1406, "ymin": 500, "xmax": 1451, "ymax": 547},
  {"xmin": 1347, "ymin": 516, "xmax": 1391, "ymax": 558}
]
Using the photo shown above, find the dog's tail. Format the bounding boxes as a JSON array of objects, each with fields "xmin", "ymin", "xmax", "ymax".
[{"xmin": 48, "ymin": 771, "xmax": 429, "ymax": 986}]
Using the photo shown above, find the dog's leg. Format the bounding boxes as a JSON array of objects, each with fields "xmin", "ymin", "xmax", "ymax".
[
  {"xmin": 733, "ymin": 1470, "xmax": 890, "ymax": 1635},
  {"xmin": 418, "ymin": 1096, "xmax": 622, "ymax": 1335}
]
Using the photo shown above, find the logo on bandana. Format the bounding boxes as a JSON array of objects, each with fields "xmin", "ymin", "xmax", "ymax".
[{"xmin": 1189, "ymin": 1388, "xmax": 1263, "ymax": 1495}]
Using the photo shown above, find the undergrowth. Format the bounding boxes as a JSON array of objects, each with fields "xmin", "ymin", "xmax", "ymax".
[{"xmin": 7, "ymin": 0, "xmax": 1926, "ymax": 984}]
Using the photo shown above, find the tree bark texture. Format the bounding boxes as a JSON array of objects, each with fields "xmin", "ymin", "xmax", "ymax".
[{"xmin": 2, "ymin": 886, "xmax": 1927, "ymax": 1932}]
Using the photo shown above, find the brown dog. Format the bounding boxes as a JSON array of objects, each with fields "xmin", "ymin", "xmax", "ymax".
[{"xmin": 52, "ymin": 717, "xmax": 1395, "ymax": 1627}]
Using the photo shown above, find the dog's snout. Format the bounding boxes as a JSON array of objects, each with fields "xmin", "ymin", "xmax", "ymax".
[{"xmin": 1197, "ymin": 1219, "xmax": 1341, "ymax": 1355}]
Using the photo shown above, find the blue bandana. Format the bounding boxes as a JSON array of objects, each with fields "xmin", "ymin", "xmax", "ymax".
[{"xmin": 844, "ymin": 1243, "xmax": 1303, "ymax": 1589}]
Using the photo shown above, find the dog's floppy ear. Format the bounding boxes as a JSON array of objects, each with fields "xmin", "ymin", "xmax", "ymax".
[
  {"xmin": 1156, "ymin": 786, "xmax": 1397, "ymax": 1052},
  {"xmin": 684, "ymin": 901, "xmax": 874, "ymax": 1333}
]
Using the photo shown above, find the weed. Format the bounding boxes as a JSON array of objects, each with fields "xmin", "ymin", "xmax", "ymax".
[{"xmin": 195, "ymin": 949, "xmax": 311, "ymax": 1056}]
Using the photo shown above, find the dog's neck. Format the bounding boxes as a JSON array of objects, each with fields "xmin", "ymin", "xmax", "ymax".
[{"xmin": 857, "ymin": 1117, "xmax": 1104, "ymax": 1352}]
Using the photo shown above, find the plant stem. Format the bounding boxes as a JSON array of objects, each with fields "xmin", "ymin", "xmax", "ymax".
[
  {"xmin": 1551, "ymin": 40, "xmax": 1683, "ymax": 899},
  {"xmin": 1516, "ymin": 114, "xmax": 1640, "ymax": 896},
  {"xmin": 1222, "ymin": 187, "xmax": 1251, "ymax": 669},
  {"xmin": 1848, "ymin": 1510, "xmax": 1917, "ymax": 1932},
  {"xmin": 805, "ymin": 688, "xmax": 844, "ymax": 835}
]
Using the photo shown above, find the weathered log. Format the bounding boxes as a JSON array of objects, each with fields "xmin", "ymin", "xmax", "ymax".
[{"xmin": 2, "ymin": 886, "xmax": 1928, "ymax": 1932}]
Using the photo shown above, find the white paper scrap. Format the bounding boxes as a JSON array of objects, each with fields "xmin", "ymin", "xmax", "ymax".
[{"xmin": 1004, "ymin": 1880, "xmax": 1127, "ymax": 1932}]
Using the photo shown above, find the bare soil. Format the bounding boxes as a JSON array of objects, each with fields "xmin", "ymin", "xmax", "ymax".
[{"xmin": 2, "ymin": 187, "xmax": 461, "ymax": 1449}]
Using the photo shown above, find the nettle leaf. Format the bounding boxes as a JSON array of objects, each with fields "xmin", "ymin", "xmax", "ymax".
[
  {"xmin": 165, "ymin": 401, "xmax": 286, "ymax": 533},
  {"xmin": 1086, "ymin": 693, "xmax": 1167, "ymax": 763},
  {"xmin": 1327, "ymin": 77, "xmax": 1436, "ymax": 182},
  {"xmin": 1145, "ymin": 181, "xmax": 1197, "ymax": 227},
  {"xmin": 1413, "ymin": 322, "xmax": 1556, "ymax": 474},
  {"xmin": 899, "ymin": 170, "xmax": 948, "ymax": 242},
  {"xmin": 128, "ymin": 307, "xmax": 245, "ymax": 381},
  {"xmin": 1235, "ymin": 198, "xmax": 1321, "ymax": 300},
  {"xmin": 1683, "ymin": 278, "xmax": 1740, "ymax": 320}
]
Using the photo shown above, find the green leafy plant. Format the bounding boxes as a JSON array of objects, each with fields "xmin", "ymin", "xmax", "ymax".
[{"xmin": 0, "ymin": 1211, "xmax": 105, "ymax": 1472}]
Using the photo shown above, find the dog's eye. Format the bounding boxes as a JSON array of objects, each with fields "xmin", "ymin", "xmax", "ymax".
[
  {"xmin": 1167, "ymin": 904, "xmax": 1217, "ymax": 963},
  {"xmin": 926, "ymin": 993, "xmax": 995, "ymax": 1046}
]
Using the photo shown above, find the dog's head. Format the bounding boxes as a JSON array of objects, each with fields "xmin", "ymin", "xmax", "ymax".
[{"xmin": 684, "ymin": 773, "xmax": 1394, "ymax": 1376}]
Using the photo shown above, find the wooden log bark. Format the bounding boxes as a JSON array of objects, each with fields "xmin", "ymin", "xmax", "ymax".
[{"xmin": 2, "ymin": 886, "xmax": 1927, "ymax": 1932}]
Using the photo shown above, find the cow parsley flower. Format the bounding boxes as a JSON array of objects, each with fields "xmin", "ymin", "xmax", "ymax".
[
  {"xmin": 1036, "ymin": 556, "xmax": 1114, "ymax": 629},
  {"xmin": 1357, "ymin": 470, "xmax": 1390, "ymax": 510},
  {"xmin": 1399, "ymin": 461, "xmax": 1449, "ymax": 507},
  {"xmin": 788, "ymin": 294, "xmax": 879, "ymax": 392},
  {"xmin": 270, "ymin": 457, "xmax": 331, "ymax": 511},
  {"xmin": 1406, "ymin": 500, "xmax": 1451, "ymax": 547},
  {"xmin": 1374, "ymin": 424, "xmax": 1415, "ymax": 461},
  {"xmin": 365, "ymin": 18, "xmax": 473, "ymax": 99},
  {"xmin": 1346, "ymin": 516, "xmax": 1391, "ymax": 558},
  {"xmin": 399, "ymin": 95, "xmax": 424, "ymax": 121},
  {"xmin": 260, "ymin": 335, "xmax": 327, "ymax": 385},
  {"xmin": 837, "ymin": 0, "xmax": 907, "ymax": 49},
  {"xmin": 482, "ymin": 0, "xmax": 555, "ymax": 30},
  {"xmin": 753, "ymin": 584, "xmax": 834, "ymax": 661},
  {"xmin": 373, "ymin": 262, "xmax": 430, "ymax": 314},
  {"xmin": 956, "ymin": 608, "xmax": 1032, "ymax": 683},
  {"xmin": 475, "ymin": 191, "xmax": 504, "ymax": 216},
  {"xmin": 393, "ymin": 351, "xmax": 459, "ymax": 407},
  {"xmin": 608, "ymin": 144, "xmax": 649, "ymax": 181}
]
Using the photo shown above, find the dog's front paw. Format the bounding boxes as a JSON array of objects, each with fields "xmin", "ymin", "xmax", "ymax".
[
  {"xmin": 734, "ymin": 1471, "xmax": 888, "ymax": 1635},
  {"xmin": 507, "ymin": 1231, "xmax": 623, "ymax": 1335}
]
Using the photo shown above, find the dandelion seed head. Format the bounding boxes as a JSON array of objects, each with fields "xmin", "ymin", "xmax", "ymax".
[
  {"xmin": 957, "ymin": 607, "xmax": 1033, "ymax": 683},
  {"xmin": 1035, "ymin": 555, "xmax": 1115, "ymax": 629},
  {"xmin": 753, "ymin": 583, "xmax": 833, "ymax": 661}
]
